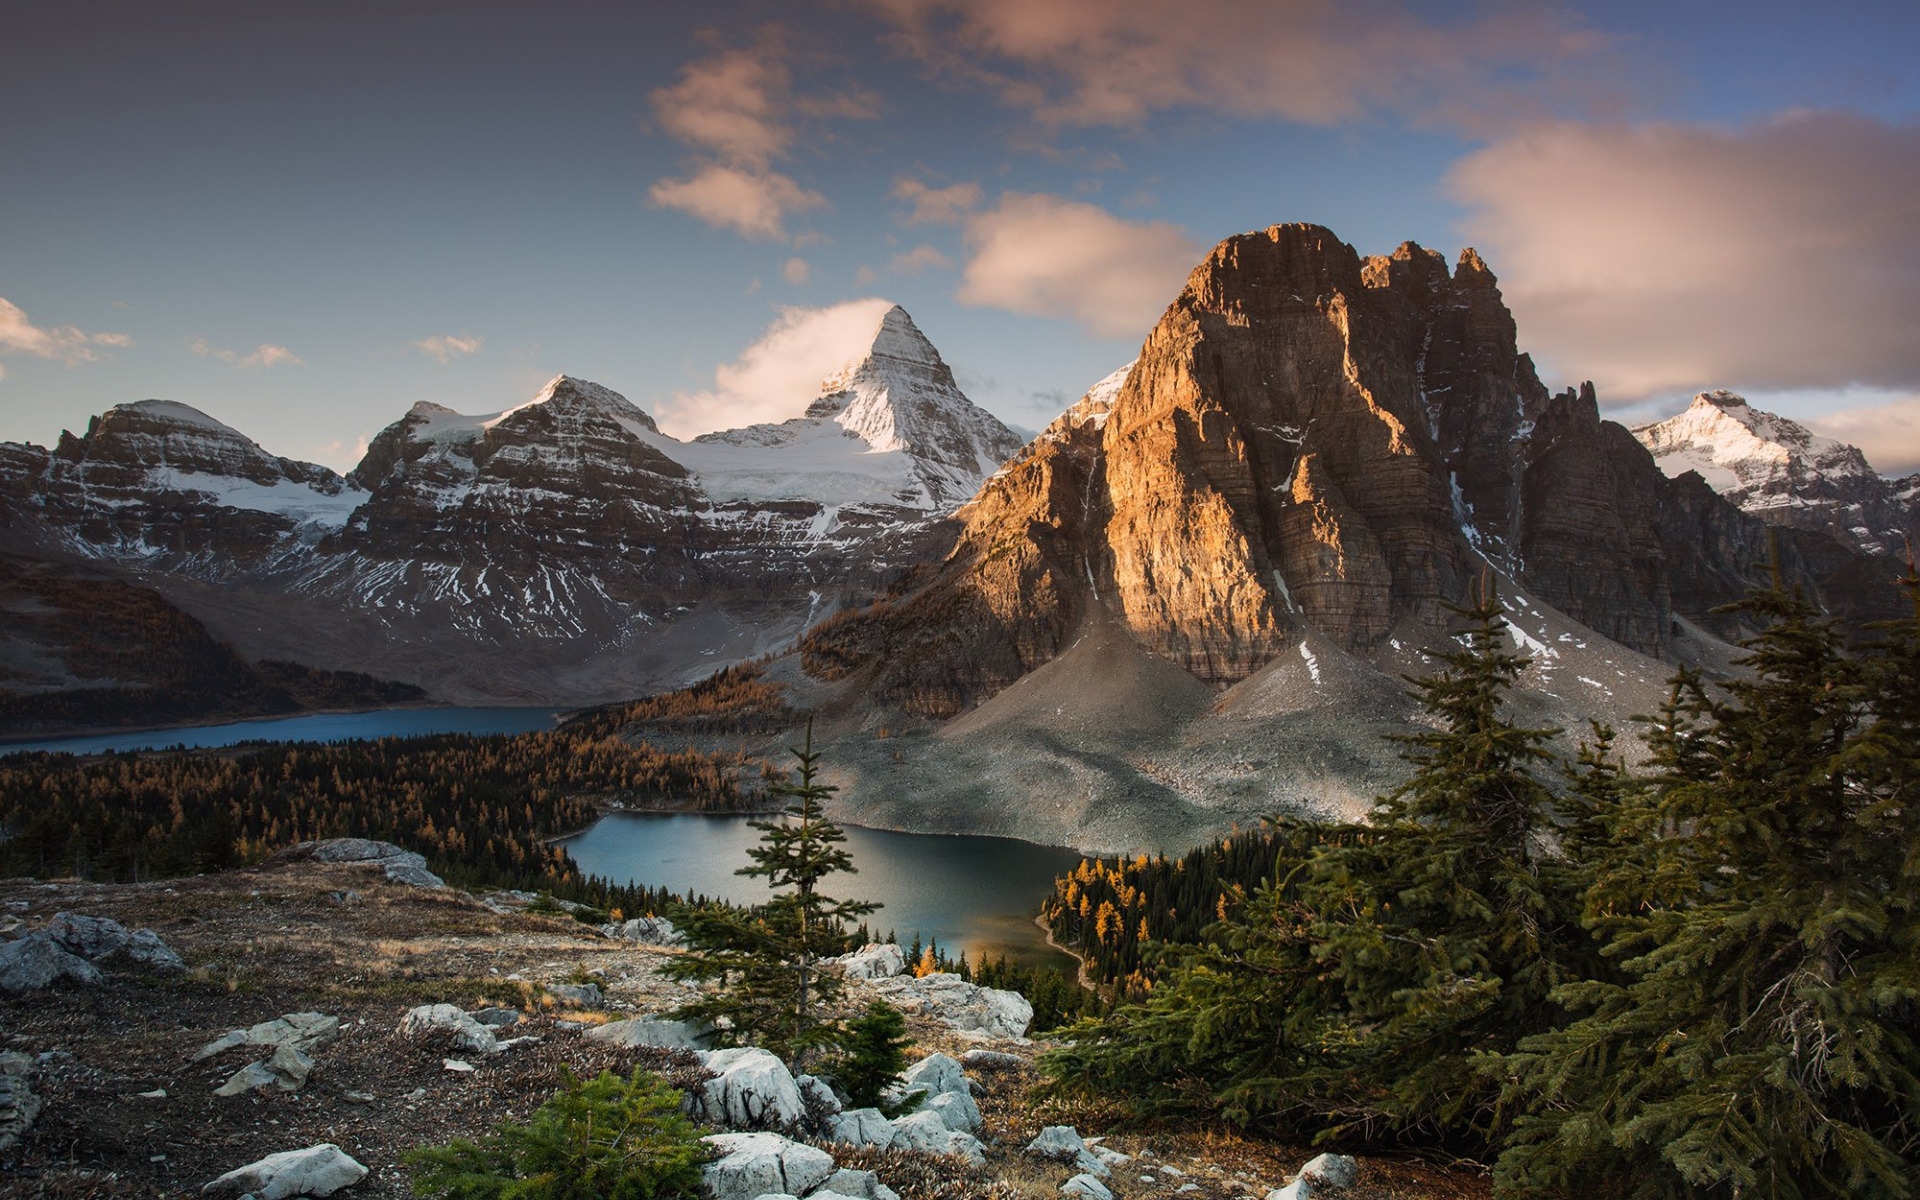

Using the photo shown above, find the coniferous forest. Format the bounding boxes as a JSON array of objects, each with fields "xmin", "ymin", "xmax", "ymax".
[
  {"xmin": 0, "ymin": 730, "xmax": 775, "ymax": 900},
  {"xmin": 1041, "ymin": 575, "xmax": 1920, "ymax": 1197}
]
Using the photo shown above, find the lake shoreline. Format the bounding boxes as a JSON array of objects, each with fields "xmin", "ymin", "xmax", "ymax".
[{"xmin": 0, "ymin": 703, "xmax": 571, "ymax": 757}]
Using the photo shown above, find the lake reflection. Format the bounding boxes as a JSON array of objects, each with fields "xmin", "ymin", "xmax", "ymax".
[
  {"xmin": 561, "ymin": 812, "xmax": 1082, "ymax": 970},
  {"xmin": 1, "ymin": 706, "xmax": 565, "ymax": 756}
]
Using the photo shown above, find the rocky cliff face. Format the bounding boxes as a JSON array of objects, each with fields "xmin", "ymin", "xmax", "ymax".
[
  {"xmin": 0, "ymin": 309, "xmax": 1019, "ymax": 703},
  {"xmin": 802, "ymin": 224, "xmax": 1871, "ymax": 718},
  {"xmin": 1633, "ymin": 391, "xmax": 1914, "ymax": 558},
  {"xmin": 0, "ymin": 401, "xmax": 360, "ymax": 567}
]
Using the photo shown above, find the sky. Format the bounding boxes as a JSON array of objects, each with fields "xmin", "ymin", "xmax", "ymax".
[{"xmin": 4, "ymin": 1, "xmax": 1919, "ymax": 474}]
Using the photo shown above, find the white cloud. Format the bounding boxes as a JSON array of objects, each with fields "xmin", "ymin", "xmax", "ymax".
[
  {"xmin": 890, "ymin": 245, "xmax": 954, "ymax": 274},
  {"xmin": 1448, "ymin": 112, "xmax": 1920, "ymax": 403},
  {"xmin": 413, "ymin": 334, "xmax": 483, "ymax": 364},
  {"xmin": 190, "ymin": 337, "xmax": 302, "ymax": 369},
  {"xmin": 891, "ymin": 178, "xmax": 982, "ymax": 225},
  {"xmin": 783, "ymin": 257, "xmax": 811, "ymax": 285},
  {"xmin": 648, "ymin": 163, "xmax": 826, "ymax": 241},
  {"xmin": 0, "ymin": 296, "xmax": 131, "ymax": 365},
  {"xmin": 1800, "ymin": 391, "xmax": 1920, "ymax": 478},
  {"xmin": 860, "ymin": 0, "xmax": 1615, "ymax": 133},
  {"xmin": 656, "ymin": 298, "xmax": 896, "ymax": 437},
  {"xmin": 957, "ymin": 193, "xmax": 1200, "ymax": 337},
  {"xmin": 648, "ymin": 35, "xmax": 875, "ymax": 242}
]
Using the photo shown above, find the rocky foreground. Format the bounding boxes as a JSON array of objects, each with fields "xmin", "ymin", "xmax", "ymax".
[{"xmin": 0, "ymin": 845, "xmax": 1486, "ymax": 1199}]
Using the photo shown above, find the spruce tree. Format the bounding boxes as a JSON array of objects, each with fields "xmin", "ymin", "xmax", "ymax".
[
  {"xmin": 1044, "ymin": 584, "xmax": 1578, "ymax": 1145},
  {"xmin": 1494, "ymin": 578, "xmax": 1920, "ymax": 1198},
  {"xmin": 669, "ymin": 717, "xmax": 875, "ymax": 1071}
]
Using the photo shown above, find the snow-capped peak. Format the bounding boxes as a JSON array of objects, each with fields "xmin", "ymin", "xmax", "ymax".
[
  {"xmin": 1632, "ymin": 390, "xmax": 1904, "ymax": 556},
  {"xmin": 1632, "ymin": 390, "xmax": 1873, "ymax": 498},
  {"xmin": 111, "ymin": 398, "xmax": 247, "ymax": 437}
]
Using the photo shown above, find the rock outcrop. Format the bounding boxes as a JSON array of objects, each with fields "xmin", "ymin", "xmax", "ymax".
[{"xmin": 801, "ymin": 224, "xmax": 1877, "ymax": 717}]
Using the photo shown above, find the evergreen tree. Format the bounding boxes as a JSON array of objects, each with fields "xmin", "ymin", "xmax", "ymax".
[
  {"xmin": 835, "ymin": 1001, "xmax": 913, "ymax": 1113},
  {"xmin": 1494, "ymin": 577, "xmax": 1920, "ymax": 1198},
  {"xmin": 1045, "ymin": 585, "xmax": 1579, "ymax": 1145},
  {"xmin": 668, "ymin": 718, "xmax": 875, "ymax": 1071}
]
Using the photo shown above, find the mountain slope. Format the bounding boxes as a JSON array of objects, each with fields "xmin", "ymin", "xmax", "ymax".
[{"xmin": 0, "ymin": 307, "xmax": 1020, "ymax": 705}]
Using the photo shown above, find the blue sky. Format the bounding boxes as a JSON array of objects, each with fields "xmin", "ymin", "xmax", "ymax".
[{"xmin": 4, "ymin": 1, "xmax": 1919, "ymax": 471}]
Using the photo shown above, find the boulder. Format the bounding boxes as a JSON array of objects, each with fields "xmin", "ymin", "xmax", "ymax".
[
  {"xmin": 122, "ymin": 928, "xmax": 187, "ymax": 971},
  {"xmin": 834, "ymin": 943, "xmax": 906, "ymax": 980},
  {"xmin": 886, "ymin": 1110, "xmax": 985, "ymax": 1164},
  {"xmin": 867, "ymin": 973, "xmax": 1032, "ymax": 1039},
  {"xmin": 892, "ymin": 1053, "xmax": 980, "ymax": 1134},
  {"xmin": 46, "ymin": 912, "xmax": 130, "ymax": 959},
  {"xmin": 201, "ymin": 1143, "xmax": 368, "ymax": 1199},
  {"xmin": 468, "ymin": 1007, "xmax": 524, "ymax": 1029},
  {"xmin": 1026, "ymin": 1125, "xmax": 1107, "ymax": 1177},
  {"xmin": 193, "ymin": 1012, "xmax": 340, "ymax": 1062},
  {"xmin": 823, "ymin": 1107, "xmax": 894, "ymax": 1148},
  {"xmin": 270, "ymin": 838, "xmax": 445, "ymax": 888},
  {"xmin": 607, "ymin": 916, "xmax": 686, "ymax": 946},
  {"xmin": 214, "ymin": 1045, "xmax": 313, "ymax": 1096},
  {"xmin": 693, "ymin": 1047, "xmax": 805, "ymax": 1131},
  {"xmin": 0, "ymin": 933, "xmax": 103, "ymax": 994},
  {"xmin": 701, "ymin": 1132, "xmax": 835, "ymax": 1200},
  {"xmin": 821, "ymin": 1168, "xmax": 901, "ymax": 1200},
  {"xmin": 584, "ymin": 1017, "xmax": 706, "ymax": 1051},
  {"xmin": 1266, "ymin": 1153, "xmax": 1359, "ymax": 1200},
  {"xmin": 546, "ymin": 982, "xmax": 603, "ymax": 1008},
  {"xmin": 398, "ymin": 1004, "xmax": 499, "ymax": 1056},
  {"xmin": 1062, "ymin": 1176, "xmax": 1113, "ymax": 1200},
  {"xmin": 797, "ymin": 1073, "xmax": 842, "ymax": 1116},
  {"xmin": 958, "ymin": 1048, "xmax": 1024, "ymax": 1072}
]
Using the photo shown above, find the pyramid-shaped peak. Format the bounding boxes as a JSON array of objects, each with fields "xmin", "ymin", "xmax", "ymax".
[{"xmin": 853, "ymin": 304, "xmax": 947, "ymax": 375}]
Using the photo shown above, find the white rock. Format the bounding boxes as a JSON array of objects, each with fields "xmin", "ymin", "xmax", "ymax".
[
  {"xmin": 201, "ymin": 1143, "xmax": 368, "ymax": 1199},
  {"xmin": 886, "ymin": 1110, "xmax": 985, "ymax": 1163},
  {"xmin": 397, "ymin": 1004, "xmax": 499, "ymax": 1056},
  {"xmin": 924, "ymin": 1090, "xmax": 982, "ymax": 1135},
  {"xmin": 1062, "ymin": 1176, "xmax": 1112, "ymax": 1200},
  {"xmin": 193, "ymin": 1013, "xmax": 340, "ymax": 1062},
  {"xmin": 46, "ymin": 912, "xmax": 131, "ymax": 959},
  {"xmin": 279, "ymin": 838, "xmax": 445, "ymax": 888},
  {"xmin": 824, "ymin": 1107, "xmax": 893, "ymax": 1147},
  {"xmin": 1296, "ymin": 1153, "xmax": 1358, "ymax": 1194},
  {"xmin": 867, "ymin": 973, "xmax": 1032, "ymax": 1039},
  {"xmin": 797, "ymin": 1073, "xmax": 842, "ymax": 1116},
  {"xmin": 958, "ymin": 1048, "xmax": 1024, "ymax": 1071},
  {"xmin": 546, "ymin": 982, "xmax": 603, "ymax": 1008},
  {"xmin": 694, "ymin": 1047, "xmax": 805, "ymax": 1131},
  {"xmin": 821, "ymin": 1167, "xmax": 897, "ymax": 1200},
  {"xmin": 1027, "ymin": 1126, "xmax": 1090, "ymax": 1160},
  {"xmin": 833, "ymin": 943, "xmax": 906, "ymax": 980},
  {"xmin": 900, "ymin": 1053, "xmax": 970, "ymax": 1099},
  {"xmin": 584, "ymin": 1017, "xmax": 706, "ymax": 1050},
  {"xmin": 213, "ymin": 1045, "xmax": 313, "ymax": 1096},
  {"xmin": 701, "ymin": 1132, "xmax": 836, "ymax": 1200},
  {"xmin": 609, "ymin": 916, "xmax": 686, "ymax": 946}
]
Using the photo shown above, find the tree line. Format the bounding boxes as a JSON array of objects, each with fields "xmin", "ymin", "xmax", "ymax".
[
  {"xmin": 1041, "ymin": 573, "xmax": 1920, "ymax": 1198},
  {"xmin": 0, "ymin": 730, "xmax": 776, "ymax": 898}
]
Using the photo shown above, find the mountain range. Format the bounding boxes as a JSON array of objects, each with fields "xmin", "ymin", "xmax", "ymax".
[{"xmin": 3, "ymin": 227, "xmax": 1915, "ymax": 849}]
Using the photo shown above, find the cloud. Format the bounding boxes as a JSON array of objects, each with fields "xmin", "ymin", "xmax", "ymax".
[
  {"xmin": 859, "ymin": 0, "xmax": 1616, "ymax": 133},
  {"xmin": 648, "ymin": 35, "xmax": 876, "ymax": 242},
  {"xmin": 1801, "ymin": 392, "xmax": 1920, "ymax": 478},
  {"xmin": 649, "ymin": 165, "xmax": 826, "ymax": 241},
  {"xmin": 413, "ymin": 334, "xmax": 483, "ymax": 364},
  {"xmin": 891, "ymin": 178, "xmax": 982, "ymax": 225},
  {"xmin": 890, "ymin": 245, "xmax": 954, "ymax": 274},
  {"xmin": 1448, "ymin": 111, "xmax": 1920, "ymax": 403},
  {"xmin": 956, "ymin": 193, "xmax": 1200, "ymax": 337},
  {"xmin": 189, "ymin": 337, "xmax": 302, "ymax": 369},
  {"xmin": 656, "ymin": 298, "xmax": 896, "ymax": 437},
  {"xmin": 0, "ymin": 296, "xmax": 131, "ymax": 365},
  {"xmin": 783, "ymin": 257, "xmax": 811, "ymax": 285}
]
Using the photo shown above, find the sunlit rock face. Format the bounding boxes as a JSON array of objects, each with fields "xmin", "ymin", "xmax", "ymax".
[{"xmin": 802, "ymin": 223, "xmax": 1870, "ymax": 715}]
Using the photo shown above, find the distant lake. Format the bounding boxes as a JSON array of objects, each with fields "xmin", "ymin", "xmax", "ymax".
[
  {"xmin": 0, "ymin": 706, "xmax": 566, "ymax": 757},
  {"xmin": 561, "ymin": 812, "xmax": 1082, "ymax": 971}
]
